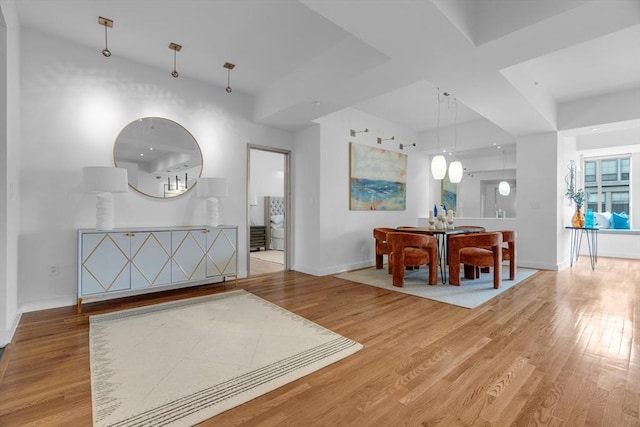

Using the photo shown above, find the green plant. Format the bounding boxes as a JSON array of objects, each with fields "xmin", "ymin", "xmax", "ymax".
[
  {"xmin": 565, "ymin": 160, "xmax": 585, "ymax": 207},
  {"xmin": 566, "ymin": 187, "xmax": 585, "ymax": 207}
]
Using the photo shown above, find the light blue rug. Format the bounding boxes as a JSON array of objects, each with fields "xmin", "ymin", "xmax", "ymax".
[{"xmin": 335, "ymin": 266, "xmax": 538, "ymax": 309}]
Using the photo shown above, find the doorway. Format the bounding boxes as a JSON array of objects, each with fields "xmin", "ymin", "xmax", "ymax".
[{"xmin": 247, "ymin": 146, "xmax": 290, "ymax": 276}]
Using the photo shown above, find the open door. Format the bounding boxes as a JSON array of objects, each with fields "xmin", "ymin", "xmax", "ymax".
[{"xmin": 247, "ymin": 146, "xmax": 290, "ymax": 276}]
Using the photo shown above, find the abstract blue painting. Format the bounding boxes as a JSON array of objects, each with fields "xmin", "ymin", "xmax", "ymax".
[{"xmin": 349, "ymin": 143, "xmax": 407, "ymax": 210}]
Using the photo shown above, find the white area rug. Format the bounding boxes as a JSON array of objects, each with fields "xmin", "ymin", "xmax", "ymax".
[
  {"xmin": 89, "ymin": 290, "xmax": 362, "ymax": 427},
  {"xmin": 335, "ymin": 266, "xmax": 538, "ymax": 309},
  {"xmin": 250, "ymin": 250, "xmax": 284, "ymax": 264}
]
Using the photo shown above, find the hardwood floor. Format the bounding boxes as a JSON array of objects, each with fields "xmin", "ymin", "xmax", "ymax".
[
  {"xmin": 1, "ymin": 257, "xmax": 638, "ymax": 426},
  {"xmin": 250, "ymin": 250, "xmax": 285, "ymax": 275}
]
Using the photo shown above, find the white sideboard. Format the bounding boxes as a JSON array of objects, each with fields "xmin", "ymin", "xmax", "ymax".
[{"xmin": 78, "ymin": 226, "xmax": 237, "ymax": 311}]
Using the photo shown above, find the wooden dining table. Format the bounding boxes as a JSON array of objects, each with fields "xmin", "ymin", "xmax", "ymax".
[{"xmin": 396, "ymin": 226, "xmax": 486, "ymax": 284}]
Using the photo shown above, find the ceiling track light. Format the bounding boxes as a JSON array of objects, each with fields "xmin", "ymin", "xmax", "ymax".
[
  {"xmin": 98, "ymin": 16, "xmax": 113, "ymax": 57},
  {"xmin": 350, "ymin": 128, "xmax": 369, "ymax": 137},
  {"xmin": 169, "ymin": 42, "xmax": 182, "ymax": 78},
  {"xmin": 399, "ymin": 143, "xmax": 416, "ymax": 150},
  {"xmin": 224, "ymin": 62, "xmax": 235, "ymax": 93},
  {"xmin": 377, "ymin": 136, "xmax": 395, "ymax": 144}
]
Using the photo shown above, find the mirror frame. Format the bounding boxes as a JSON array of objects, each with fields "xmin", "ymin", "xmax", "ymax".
[{"xmin": 113, "ymin": 117, "xmax": 203, "ymax": 199}]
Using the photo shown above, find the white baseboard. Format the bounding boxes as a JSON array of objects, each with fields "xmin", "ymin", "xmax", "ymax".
[
  {"xmin": 293, "ymin": 260, "xmax": 374, "ymax": 277},
  {"xmin": 20, "ymin": 295, "xmax": 76, "ymax": 314},
  {"xmin": 0, "ymin": 311, "xmax": 22, "ymax": 347}
]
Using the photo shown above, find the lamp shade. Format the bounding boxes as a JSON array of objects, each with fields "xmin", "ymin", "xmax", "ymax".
[
  {"xmin": 83, "ymin": 167, "xmax": 128, "ymax": 193},
  {"xmin": 250, "ymin": 195, "xmax": 259, "ymax": 206},
  {"xmin": 499, "ymin": 180, "xmax": 511, "ymax": 196},
  {"xmin": 431, "ymin": 155, "xmax": 447, "ymax": 180},
  {"xmin": 197, "ymin": 177, "xmax": 228, "ymax": 198},
  {"xmin": 448, "ymin": 160, "xmax": 463, "ymax": 183}
]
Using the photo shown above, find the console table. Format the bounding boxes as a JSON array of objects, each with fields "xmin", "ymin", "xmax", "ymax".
[
  {"xmin": 566, "ymin": 226, "xmax": 598, "ymax": 270},
  {"xmin": 77, "ymin": 225, "xmax": 237, "ymax": 311}
]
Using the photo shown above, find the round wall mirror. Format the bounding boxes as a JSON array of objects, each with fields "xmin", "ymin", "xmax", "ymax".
[{"xmin": 114, "ymin": 117, "xmax": 203, "ymax": 198}]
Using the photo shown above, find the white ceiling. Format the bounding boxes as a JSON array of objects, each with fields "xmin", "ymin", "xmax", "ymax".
[{"xmin": 14, "ymin": 0, "xmax": 640, "ymax": 153}]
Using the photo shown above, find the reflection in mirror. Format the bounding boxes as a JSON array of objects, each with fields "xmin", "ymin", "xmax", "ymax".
[
  {"xmin": 482, "ymin": 179, "xmax": 516, "ymax": 218},
  {"xmin": 453, "ymin": 145, "xmax": 517, "ymax": 218},
  {"xmin": 114, "ymin": 117, "xmax": 203, "ymax": 198}
]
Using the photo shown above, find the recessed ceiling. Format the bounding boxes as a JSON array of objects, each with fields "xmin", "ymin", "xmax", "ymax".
[{"xmin": 15, "ymin": 0, "xmax": 640, "ymax": 145}]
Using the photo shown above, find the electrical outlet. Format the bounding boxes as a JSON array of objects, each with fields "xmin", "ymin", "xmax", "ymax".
[{"xmin": 49, "ymin": 264, "xmax": 59, "ymax": 276}]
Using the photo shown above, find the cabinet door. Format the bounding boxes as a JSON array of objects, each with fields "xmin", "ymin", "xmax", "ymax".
[
  {"xmin": 206, "ymin": 227, "xmax": 237, "ymax": 277},
  {"xmin": 172, "ymin": 229, "xmax": 207, "ymax": 282},
  {"xmin": 130, "ymin": 231, "xmax": 172, "ymax": 289},
  {"xmin": 80, "ymin": 232, "xmax": 131, "ymax": 296}
]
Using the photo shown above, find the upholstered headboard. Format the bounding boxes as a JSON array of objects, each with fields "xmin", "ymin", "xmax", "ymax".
[{"xmin": 264, "ymin": 196, "xmax": 285, "ymax": 247}]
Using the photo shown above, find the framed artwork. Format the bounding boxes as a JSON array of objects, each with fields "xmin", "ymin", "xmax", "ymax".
[
  {"xmin": 441, "ymin": 175, "xmax": 457, "ymax": 212},
  {"xmin": 349, "ymin": 142, "xmax": 407, "ymax": 210}
]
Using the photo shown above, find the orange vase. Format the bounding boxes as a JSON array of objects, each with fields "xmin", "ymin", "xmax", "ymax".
[{"xmin": 571, "ymin": 206, "xmax": 585, "ymax": 228}]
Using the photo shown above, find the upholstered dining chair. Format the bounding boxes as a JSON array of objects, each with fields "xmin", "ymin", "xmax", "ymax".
[
  {"xmin": 373, "ymin": 227, "xmax": 396, "ymax": 273},
  {"xmin": 497, "ymin": 230, "xmax": 516, "ymax": 280},
  {"xmin": 476, "ymin": 230, "xmax": 516, "ymax": 280},
  {"xmin": 448, "ymin": 232, "xmax": 503, "ymax": 289},
  {"xmin": 387, "ymin": 232, "xmax": 438, "ymax": 287}
]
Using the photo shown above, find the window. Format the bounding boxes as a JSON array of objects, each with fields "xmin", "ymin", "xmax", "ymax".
[{"xmin": 583, "ymin": 156, "xmax": 631, "ymax": 216}]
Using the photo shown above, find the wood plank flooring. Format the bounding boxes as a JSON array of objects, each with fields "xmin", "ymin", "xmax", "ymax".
[
  {"xmin": 0, "ymin": 257, "xmax": 638, "ymax": 426},
  {"xmin": 250, "ymin": 251, "xmax": 285, "ymax": 275}
]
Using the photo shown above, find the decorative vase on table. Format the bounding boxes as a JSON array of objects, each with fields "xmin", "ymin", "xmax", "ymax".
[{"xmin": 571, "ymin": 205, "xmax": 585, "ymax": 228}]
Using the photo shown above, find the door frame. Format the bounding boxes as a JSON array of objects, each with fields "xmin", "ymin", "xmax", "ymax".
[{"xmin": 246, "ymin": 144, "xmax": 291, "ymax": 275}]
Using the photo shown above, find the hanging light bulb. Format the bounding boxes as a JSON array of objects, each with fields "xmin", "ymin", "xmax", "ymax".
[
  {"xmin": 499, "ymin": 148, "xmax": 511, "ymax": 195},
  {"xmin": 499, "ymin": 181, "xmax": 511, "ymax": 196},
  {"xmin": 224, "ymin": 62, "xmax": 235, "ymax": 93},
  {"xmin": 169, "ymin": 43, "xmax": 182, "ymax": 78},
  {"xmin": 98, "ymin": 17, "xmax": 113, "ymax": 58},
  {"xmin": 432, "ymin": 155, "xmax": 447, "ymax": 180},
  {"xmin": 448, "ymin": 160, "xmax": 463, "ymax": 183},
  {"xmin": 431, "ymin": 88, "xmax": 447, "ymax": 180}
]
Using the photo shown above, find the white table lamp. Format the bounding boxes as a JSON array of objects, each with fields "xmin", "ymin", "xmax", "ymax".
[
  {"xmin": 83, "ymin": 167, "xmax": 129, "ymax": 230},
  {"xmin": 198, "ymin": 177, "xmax": 228, "ymax": 227}
]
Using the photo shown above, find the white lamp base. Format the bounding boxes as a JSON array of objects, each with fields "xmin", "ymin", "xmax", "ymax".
[
  {"xmin": 95, "ymin": 192, "xmax": 115, "ymax": 230},
  {"xmin": 205, "ymin": 197, "xmax": 220, "ymax": 227}
]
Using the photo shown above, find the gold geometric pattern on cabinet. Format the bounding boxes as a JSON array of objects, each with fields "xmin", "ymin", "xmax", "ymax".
[
  {"xmin": 78, "ymin": 226, "xmax": 238, "ymax": 308},
  {"xmin": 81, "ymin": 233, "xmax": 130, "ymax": 295},
  {"xmin": 206, "ymin": 228, "xmax": 237, "ymax": 276},
  {"xmin": 171, "ymin": 230, "xmax": 207, "ymax": 282},
  {"xmin": 130, "ymin": 232, "xmax": 172, "ymax": 288}
]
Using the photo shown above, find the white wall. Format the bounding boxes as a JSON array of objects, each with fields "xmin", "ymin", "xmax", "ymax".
[
  {"xmin": 305, "ymin": 108, "xmax": 429, "ymax": 275},
  {"xmin": 292, "ymin": 124, "xmax": 321, "ymax": 273},
  {"xmin": 17, "ymin": 29, "xmax": 293, "ymax": 312},
  {"xmin": 516, "ymin": 132, "xmax": 563, "ymax": 269},
  {"xmin": 0, "ymin": 0, "xmax": 21, "ymax": 347}
]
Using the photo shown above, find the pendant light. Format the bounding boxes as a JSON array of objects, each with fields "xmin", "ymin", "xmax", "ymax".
[
  {"xmin": 448, "ymin": 97, "xmax": 463, "ymax": 183},
  {"xmin": 499, "ymin": 148, "xmax": 511, "ymax": 196},
  {"xmin": 169, "ymin": 43, "xmax": 182, "ymax": 78},
  {"xmin": 431, "ymin": 88, "xmax": 447, "ymax": 180},
  {"xmin": 98, "ymin": 16, "xmax": 113, "ymax": 58},
  {"xmin": 224, "ymin": 62, "xmax": 235, "ymax": 93}
]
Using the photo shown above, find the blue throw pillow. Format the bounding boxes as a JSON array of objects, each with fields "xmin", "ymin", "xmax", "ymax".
[{"xmin": 611, "ymin": 212, "xmax": 630, "ymax": 229}]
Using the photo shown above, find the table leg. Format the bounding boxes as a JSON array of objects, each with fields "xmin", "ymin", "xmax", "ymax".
[
  {"xmin": 569, "ymin": 229, "xmax": 580, "ymax": 267},
  {"xmin": 585, "ymin": 229, "xmax": 597, "ymax": 270},
  {"xmin": 435, "ymin": 234, "xmax": 446, "ymax": 284}
]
